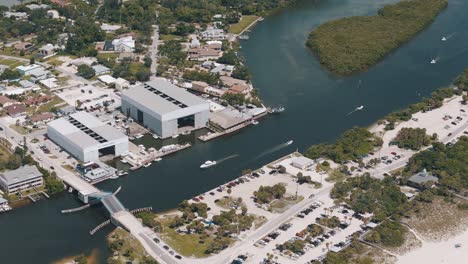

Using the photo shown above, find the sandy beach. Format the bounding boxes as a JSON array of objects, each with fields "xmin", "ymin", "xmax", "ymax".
[{"xmin": 398, "ymin": 227, "xmax": 468, "ymax": 264}]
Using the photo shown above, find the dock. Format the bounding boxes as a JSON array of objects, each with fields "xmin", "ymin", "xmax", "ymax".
[{"xmin": 125, "ymin": 143, "xmax": 191, "ymax": 170}]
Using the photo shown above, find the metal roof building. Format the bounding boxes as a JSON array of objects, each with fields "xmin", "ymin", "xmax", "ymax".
[
  {"xmin": 47, "ymin": 111, "xmax": 129, "ymax": 162},
  {"xmin": 121, "ymin": 79, "xmax": 210, "ymax": 138}
]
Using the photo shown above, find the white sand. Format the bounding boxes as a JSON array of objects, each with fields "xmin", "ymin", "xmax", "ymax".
[{"xmin": 398, "ymin": 227, "xmax": 468, "ymax": 264}]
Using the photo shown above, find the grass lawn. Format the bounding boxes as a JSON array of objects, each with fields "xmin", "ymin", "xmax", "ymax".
[
  {"xmin": 160, "ymin": 34, "xmax": 181, "ymax": 41},
  {"xmin": 228, "ymin": 15, "xmax": 259, "ymax": 34},
  {"xmin": 107, "ymin": 227, "xmax": 154, "ymax": 263},
  {"xmin": 0, "ymin": 58, "xmax": 23, "ymax": 69},
  {"xmin": 269, "ymin": 196, "xmax": 304, "ymax": 213},
  {"xmin": 97, "ymin": 53, "xmax": 119, "ymax": 62},
  {"xmin": 9, "ymin": 124, "xmax": 31, "ymax": 135},
  {"xmin": 159, "ymin": 217, "xmax": 219, "ymax": 258},
  {"xmin": 0, "ymin": 145, "xmax": 12, "ymax": 165},
  {"xmin": 35, "ymin": 96, "xmax": 65, "ymax": 114}
]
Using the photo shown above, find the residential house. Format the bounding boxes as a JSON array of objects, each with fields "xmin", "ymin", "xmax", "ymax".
[
  {"xmin": 201, "ymin": 27, "xmax": 225, "ymax": 40},
  {"xmin": 24, "ymin": 95, "xmax": 52, "ymax": 107},
  {"xmin": 192, "ymin": 81, "xmax": 209, "ymax": 92},
  {"xmin": 0, "ymin": 96, "xmax": 17, "ymax": 107},
  {"xmin": 16, "ymin": 64, "xmax": 42, "ymax": 75},
  {"xmin": 188, "ymin": 45, "xmax": 222, "ymax": 61},
  {"xmin": 92, "ymin": 65, "xmax": 111, "ymax": 75},
  {"xmin": 0, "ymin": 165, "xmax": 43, "ymax": 194},
  {"xmin": 4, "ymin": 104, "xmax": 27, "ymax": 117},
  {"xmin": 30, "ymin": 112, "xmax": 55, "ymax": 125},
  {"xmin": 14, "ymin": 42, "xmax": 34, "ymax": 52},
  {"xmin": 3, "ymin": 12, "xmax": 28, "ymax": 20},
  {"xmin": 26, "ymin": 4, "xmax": 50, "ymax": 10},
  {"xmin": 112, "ymin": 36, "xmax": 135, "ymax": 52},
  {"xmin": 115, "ymin": 78, "xmax": 130, "ymax": 90},
  {"xmin": 190, "ymin": 38, "xmax": 201, "ymax": 48},
  {"xmin": 227, "ymin": 84, "xmax": 249, "ymax": 95},
  {"xmin": 38, "ymin": 43, "xmax": 56, "ymax": 57}
]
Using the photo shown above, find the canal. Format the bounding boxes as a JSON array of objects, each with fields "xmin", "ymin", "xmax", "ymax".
[{"xmin": 1, "ymin": 0, "xmax": 467, "ymax": 263}]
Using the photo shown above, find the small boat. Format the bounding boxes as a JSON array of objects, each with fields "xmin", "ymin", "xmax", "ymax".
[
  {"xmin": 154, "ymin": 158, "xmax": 162, "ymax": 162},
  {"xmin": 269, "ymin": 106, "xmax": 285, "ymax": 114},
  {"xmin": 258, "ymin": 17, "xmax": 264, "ymax": 22},
  {"xmin": 109, "ymin": 174, "xmax": 119, "ymax": 179},
  {"xmin": 430, "ymin": 59, "xmax": 437, "ymax": 64},
  {"xmin": 182, "ymin": 131, "xmax": 191, "ymax": 135},
  {"xmin": 172, "ymin": 134, "xmax": 179, "ymax": 139},
  {"xmin": 251, "ymin": 120, "xmax": 259, "ymax": 125},
  {"xmin": 286, "ymin": 140, "xmax": 294, "ymax": 145},
  {"xmin": 441, "ymin": 37, "xmax": 447, "ymax": 41},
  {"xmin": 121, "ymin": 159, "xmax": 128, "ymax": 164},
  {"xmin": 135, "ymin": 134, "xmax": 144, "ymax": 139},
  {"xmin": 200, "ymin": 160, "xmax": 217, "ymax": 169},
  {"xmin": 356, "ymin": 105, "xmax": 364, "ymax": 111},
  {"xmin": 239, "ymin": 35, "xmax": 250, "ymax": 40},
  {"xmin": 152, "ymin": 134, "xmax": 159, "ymax": 139},
  {"xmin": 144, "ymin": 163, "xmax": 151, "ymax": 168}
]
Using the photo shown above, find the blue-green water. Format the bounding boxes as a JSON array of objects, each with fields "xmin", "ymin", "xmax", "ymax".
[{"xmin": 1, "ymin": 0, "xmax": 467, "ymax": 263}]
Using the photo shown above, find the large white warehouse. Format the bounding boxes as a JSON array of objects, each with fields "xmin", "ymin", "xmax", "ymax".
[
  {"xmin": 121, "ymin": 79, "xmax": 210, "ymax": 138},
  {"xmin": 47, "ymin": 111, "xmax": 129, "ymax": 162}
]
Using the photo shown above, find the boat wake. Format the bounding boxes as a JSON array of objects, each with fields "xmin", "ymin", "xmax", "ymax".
[
  {"xmin": 255, "ymin": 140, "xmax": 294, "ymax": 159},
  {"xmin": 430, "ymin": 56, "xmax": 440, "ymax": 64},
  {"xmin": 215, "ymin": 154, "xmax": 239, "ymax": 164},
  {"xmin": 442, "ymin": 32, "xmax": 456, "ymax": 41},
  {"xmin": 346, "ymin": 105, "xmax": 364, "ymax": 116}
]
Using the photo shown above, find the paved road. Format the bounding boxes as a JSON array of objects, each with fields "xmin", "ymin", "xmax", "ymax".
[{"xmin": 150, "ymin": 12, "xmax": 159, "ymax": 77}]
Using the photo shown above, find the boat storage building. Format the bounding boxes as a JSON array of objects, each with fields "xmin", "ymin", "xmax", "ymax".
[
  {"xmin": 47, "ymin": 111, "xmax": 129, "ymax": 162},
  {"xmin": 121, "ymin": 79, "xmax": 210, "ymax": 138}
]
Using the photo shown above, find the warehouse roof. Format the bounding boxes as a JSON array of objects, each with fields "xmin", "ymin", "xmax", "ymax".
[
  {"xmin": 122, "ymin": 78, "xmax": 208, "ymax": 115},
  {"xmin": 47, "ymin": 111, "xmax": 127, "ymax": 149}
]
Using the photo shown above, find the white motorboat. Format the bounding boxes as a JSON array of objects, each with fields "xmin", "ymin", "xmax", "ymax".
[
  {"xmin": 144, "ymin": 162, "xmax": 151, "ymax": 168},
  {"xmin": 109, "ymin": 174, "xmax": 119, "ymax": 180},
  {"xmin": 172, "ymin": 134, "xmax": 179, "ymax": 138},
  {"xmin": 251, "ymin": 120, "xmax": 259, "ymax": 125},
  {"xmin": 286, "ymin": 140, "xmax": 294, "ymax": 145},
  {"xmin": 152, "ymin": 134, "xmax": 159, "ymax": 139},
  {"xmin": 430, "ymin": 59, "xmax": 437, "ymax": 64},
  {"xmin": 135, "ymin": 134, "xmax": 144, "ymax": 139},
  {"xmin": 356, "ymin": 105, "xmax": 364, "ymax": 111},
  {"xmin": 442, "ymin": 37, "xmax": 447, "ymax": 41},
  {"xmin": 154, "ymin": 158, "xmax": 162, "ymax": 162},
  {"xmin": 182, "ymin": 131, "xmax": 191, "ymax": 135},
  {"xmin": 269, "ymin": 106, "xmax": 285, "ymax": 114},
  {"xmin": 200, "ymin": 160, "xmax": 217, "ymax": 169}
]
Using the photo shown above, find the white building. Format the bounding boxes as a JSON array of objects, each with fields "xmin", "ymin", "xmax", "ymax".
[
  {"xmin": 121, "ymin": 79, "xmax": 210, "ymax": 138},
  {"xmin": 291, "ymin": 156, "xmax": 315, "ymax": 170},
  {"xmin": 112, "ymin": 36, "xmax": 135, "ymax": 52},
  {"xmin": 0, "ymin": 165, "xmax": 43, "ymax": 194},
  {"xmin": 47, "ymin": 111, "xmax": 129, "ymax": 162},
  {"xmin": 38, "ymin": 43, "xmax": 56, "ymax": 57},
  {"xmin": 16, "ymin": 64, "xmax": 42, "ymax": 75},
  {"xmin": 201, "ymin": 27, "xmax": 226, "ymax": 40}
]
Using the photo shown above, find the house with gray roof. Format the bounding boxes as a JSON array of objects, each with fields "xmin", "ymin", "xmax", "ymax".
[{"xmin": 407, "ymin": 169, "xmax": 438, "ymax": 189}]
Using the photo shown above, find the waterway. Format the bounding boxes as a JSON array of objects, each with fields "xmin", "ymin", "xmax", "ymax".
[{"xmin": 1, "ymin": 0, "xmax": 468, "ymax": 263}]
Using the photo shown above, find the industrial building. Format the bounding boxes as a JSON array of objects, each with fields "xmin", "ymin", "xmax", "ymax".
[
  {"xmin": 121, "ymin": 79, "xmax": 210, "ymax": 138},
  {"xmin": 47, "ymin": 111, "xmax": 129, "ymax": 162}
]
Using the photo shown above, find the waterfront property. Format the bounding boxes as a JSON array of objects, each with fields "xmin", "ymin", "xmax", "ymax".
[
  {"xmin": 121, "ymin": 79, "xmax": 210, "ymax": 139},
  {"xmin": 47, "ymin": 111, "xmax": 129, "ymax": 163},
  {"xmin": 0, "ymin": 165, "xmax": 43, "ymax": 194}
]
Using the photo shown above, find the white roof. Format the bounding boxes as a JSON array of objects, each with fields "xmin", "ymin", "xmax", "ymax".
[
  {"xmin": 122, "ymin": 78, "xmax": 209, "ymax": 115},
  {"xmin": 98, "ymin": 75, "xmax": 116, "ymax": 84},
  {"xmin": 92, "ymin": 65, "xmax": 111, "ymax": 74},
  {"xmin": 291, "ymin": 156, "xmax": 315, "ymax": 167},
  {"xmin": 40, "ymin": 43, "xmax": 55, "ymax": 51},
  {"xmin": 47, "ymin": 111, "xmax": 128, "ymax": 150},
  {"xmin": 39, "ymin": 78, "xmax": 58, "ymax": 89},
  {"xmin": 16, "ymin": 64, "xmax": 41, "ymax": 73}
]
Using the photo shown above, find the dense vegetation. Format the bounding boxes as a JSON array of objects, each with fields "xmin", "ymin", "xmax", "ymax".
[
  {"xmin": 405, "ymin": 137, "xmax": 468, "ymax": 193},
  {"xmin": 394, "ymin": 127, "xmax": 432, "ymax": 150},
  {"xmin": 305, "ymin": 127, "xmax": 382, "ymax": 163},
  {"xmin": 365, "ymin": 220, "xmax": 405, "ymax": 247},
  {"xmin": 307, "ymin": 0, "xmax": 448, "ymax": 75},
  {"xmin": 331, "ymin": 175, "xmax": 407, "ymax": 221},
  {"xmin": 454, "ymin": 68, "xmax": 468, "ymax": 90},
  {"xmin": 253, "ymin": 184, "xmax": 286, "ymax": 204}
]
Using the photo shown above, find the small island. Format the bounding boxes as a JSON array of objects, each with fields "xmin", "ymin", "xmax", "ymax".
[{"xmin": 306, "ymin": 0, "xmax": 448, "ymax": 75}]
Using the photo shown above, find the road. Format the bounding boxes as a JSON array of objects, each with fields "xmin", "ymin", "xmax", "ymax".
[{"xmin": 150, "ymin": 11, "xmax": 159, "ymax": 77}]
